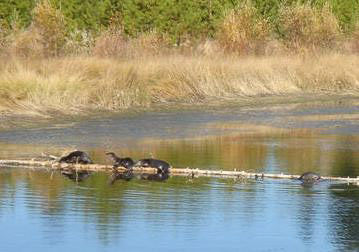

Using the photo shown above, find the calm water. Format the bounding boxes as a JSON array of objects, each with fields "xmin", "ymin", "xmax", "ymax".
[{"xmin": 1, "ymin": 104, "xmax": 359, "ymax": 251}]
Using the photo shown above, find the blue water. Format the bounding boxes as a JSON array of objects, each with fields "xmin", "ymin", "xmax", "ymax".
[
  {"xmin": 0, "ymin": 104, "xmax": 359, "ymax": 252},
  {"xmin": 0, "ymin": 169, "xmax": 358, "ymax": 252}
]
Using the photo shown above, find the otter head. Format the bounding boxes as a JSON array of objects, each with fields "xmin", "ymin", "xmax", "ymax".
[{"xmin": 106, "ymin": 152, "xmax": 119, "ymax": 162}]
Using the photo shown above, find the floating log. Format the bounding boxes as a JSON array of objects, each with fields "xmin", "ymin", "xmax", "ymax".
[{"xmin": 0, "ymin": 159, "xmax": 359, "ymax": 183}]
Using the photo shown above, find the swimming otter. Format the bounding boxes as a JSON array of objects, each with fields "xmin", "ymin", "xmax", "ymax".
[
  {"xmin": 106, "ymin": 152, "xmax": 134, "ymax": 170},
  {"xmin": 135, "ymin": 158, "xmax": 171, "ymax": 173},
  {"xmin": 58, "ymin": 151, "xmax": 93, "ymax": 164},
  {"xmin": 298, "ymin": 172, "xmax": 321, "ymax": 183}
]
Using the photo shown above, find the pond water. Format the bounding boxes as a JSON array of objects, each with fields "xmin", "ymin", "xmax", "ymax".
[{"xmin": 0, "ymin": 102, "xmax": 359, "ymax": 251}]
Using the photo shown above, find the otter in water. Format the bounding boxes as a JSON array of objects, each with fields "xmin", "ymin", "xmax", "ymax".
[
  {"xmin": 298, "ymin": 172, "xmax": 321, "ymax": 183},
  {"xmin": 106, "ymin": 152, "xmax": 134, "ymax": 170},
  {"xmin": 58, "ymin": 150, "xmax": 93, "ymax": 164},
  {"xmin": 135, "ymin": 158, "xmax": 171, "ymax": 173}
]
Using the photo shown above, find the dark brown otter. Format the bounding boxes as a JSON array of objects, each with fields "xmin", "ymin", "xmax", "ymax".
[
  {"xmin": 298, "ymin": 172, "xmax": 321, "ymax": 183},
  {"xmin": 135, "ymin": 158, "xmax": 171, "ymax": 173},
  {"xmin": 58, "ymin": 151, "xmax": 93, "ymax": 164},
  {"xmin": 106, "ymin": 152, "xmax": 134, "ymax": 170}
]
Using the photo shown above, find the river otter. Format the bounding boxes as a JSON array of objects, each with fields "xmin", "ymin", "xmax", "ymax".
[
  {"xmin": 135, "ymin": 158, "xmax": 171, "ymax": 173},
  {"xmin": 106, "ymin": 152, "xmax": 134, "ymax": 170},
  {"xmin": 298, "ymin": 172, "xmax": 321, "ymax": 183},
  {"xmin": 58, "ymin": 150, "xmax": 93, "ymax": 164}
]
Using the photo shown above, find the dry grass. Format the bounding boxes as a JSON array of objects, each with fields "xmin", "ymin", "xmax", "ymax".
[
  {"xmin": 279, "ymin": 3, "xmax": 341, "ymax": 52},
  {"xmin": 0, "ymin": 53, "xmax": 359, "ymax": 117},
  {"xmin": 217, "ymin": 1, "xmax": 271, "ymax": 55},
  {"xmin": 93, "ymin": 29, "xmax": 172, "ymax": 58}
]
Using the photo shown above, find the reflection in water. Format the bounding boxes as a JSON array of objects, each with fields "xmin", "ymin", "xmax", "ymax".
[
  {"xmin": 108, "ymin": 170, "xmax": 135, "ymax": 184},
  {"xmin": 0, "ymin": 168, "xmax": 358, "ymax": 251},
  {"xmin": 0, "ymin": 112, "xmax": 359, "ymax": 251},
  {"xmin": 295, "ymin": 187, "xmax": 318, "ymax": 244},
  {"xmin": 61, "ymin": 170, "xmax": 93, "ymax": 182},
  {"xmin": 331, "ymin": 135, "xmax": 359, "ymax": 177},
  {"xmin": 1, "ymin": 130, "xmax": 359, "ymax": 177},
  {"xmin": 140, "ymin": 172, "xmax": 170, "ymax": 182},
  {"xmin": 329, "ymin": 183, "xmax": 359, "ymax": 251}
]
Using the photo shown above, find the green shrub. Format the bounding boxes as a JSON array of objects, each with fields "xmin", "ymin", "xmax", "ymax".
[{"xmin": 1, "ymin": 0, "xmax": 359, "ymax": 56}]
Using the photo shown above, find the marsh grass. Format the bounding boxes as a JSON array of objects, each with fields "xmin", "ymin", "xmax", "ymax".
[
  {"xmin": 1, "ymin": 53, "xmax": 359, "ymax": 117},
  {"xmin": 1, "ymin": 1, "xmax": 359, "ymax": 117}
]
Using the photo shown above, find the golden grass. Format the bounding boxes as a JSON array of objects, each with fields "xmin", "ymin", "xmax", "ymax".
[
  {"xmin": 0, "ymin": 53, "xmax": 359, "ymax": 117},
  {"xmin": 217, "ymin": 1, "xmax": 271, "ymax": 55},
  {"xmin": 279, "ymin": 3, "xmax": 341, "ymax": 51}
]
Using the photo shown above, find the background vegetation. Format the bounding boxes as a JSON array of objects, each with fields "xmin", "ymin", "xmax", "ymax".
[
  {"xmin": 1, "ymin": 0, "xmax": 359, "ymax": 56},
  {"xmin": 1, "ymin": 0, "xmax": 359, "ymax": 117},
  {"xmin": 1, "ymin": 0, "xmax": 359, "ymax": 37}
]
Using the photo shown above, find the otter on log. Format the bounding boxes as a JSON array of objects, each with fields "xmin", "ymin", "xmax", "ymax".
[
  {"xmin": 106, "ymin": 152, "xmax": 134, "ymax": 170},
  {"xmin": 135, "ymin": 158, "xmax": 171, "ymax": 173},
  {"xmin": 58, "ymin": 151, "xmax": 93, "ymax": 164},
  {"xmin": 298, "ymin": 172, "xmax": 321, "ymax": 183}
]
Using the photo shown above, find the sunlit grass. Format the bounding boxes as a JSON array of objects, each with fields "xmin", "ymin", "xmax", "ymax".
[{"xmin": 0, "ymin": 53, "xmax": 359, "ymax": 117}]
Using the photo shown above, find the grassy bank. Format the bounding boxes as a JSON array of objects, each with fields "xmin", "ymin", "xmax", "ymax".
[{"xmin": 0, "ymin": 53, "xmax": 359, "ymax": 117}]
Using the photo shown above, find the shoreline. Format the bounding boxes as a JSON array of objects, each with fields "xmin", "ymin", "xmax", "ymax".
[{"xmin": 1, "ymin": 93, "xmax": 359, "ymax": 135}]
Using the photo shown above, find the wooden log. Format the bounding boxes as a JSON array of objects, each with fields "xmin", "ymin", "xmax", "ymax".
[
  {"xmin": 0, "ymin": 159, "xmax": 359, "ymax": 182},
  {"xmin": 0, "ymin": 159, "xmax": 157, "ymax": 173}
]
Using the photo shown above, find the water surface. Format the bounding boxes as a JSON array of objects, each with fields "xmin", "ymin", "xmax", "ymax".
[{"xmin": 1, "ymin": 101, "xmax": 359, "ymax": 251}]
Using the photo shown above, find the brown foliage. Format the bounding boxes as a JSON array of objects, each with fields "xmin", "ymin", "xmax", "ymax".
[
  {"xmin": 217, "ymin": 1, "xmax": 271, "ymax": 55},
  {"xmin": 279, "ymin": 3, "xmax": 341, "ymax": 52}
]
